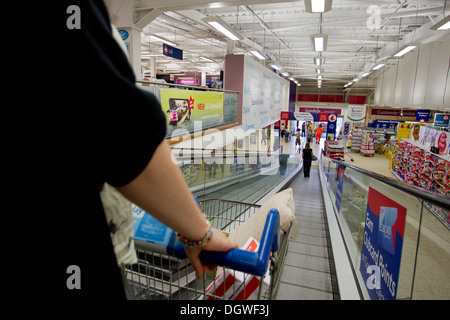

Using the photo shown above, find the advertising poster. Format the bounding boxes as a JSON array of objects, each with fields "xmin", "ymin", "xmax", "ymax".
[
  {"xmin": 347, "ymin": 105, "xmax": 366, "ymax": 122},
  {"xmin": 326, "ymin": 113, "xmax": 337, "ymax": 140},
  {"xmin": 397, "ymin": 123, "xmax": 413, "ymax": 139},
  {"xmin": 434, "ymin": 114, "xmax": 450, "ymax": 128},
  {"xmin": 242, "ymin": 56, "xmax": 289, "ymax": 133},
  {"xmin": 335, "ymin": 164, "xmax": 345, "ymax": 213},
  {"xmin": 160, "ymin": 89, "xmax": 224, "ymax": 136},
  {"xmin": 359, "ymin": 187, "xmax": 406, "ymax": 300}
]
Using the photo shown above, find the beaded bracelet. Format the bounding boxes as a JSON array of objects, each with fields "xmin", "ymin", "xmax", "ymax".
[{"xmin": 177, "ymin": 220, "xmax": 213, "ymax": 248}]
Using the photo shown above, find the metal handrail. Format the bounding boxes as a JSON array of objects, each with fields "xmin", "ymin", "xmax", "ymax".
[{"xmin": 327, "ymin": 157, "xmax": 450, "ymax": 209}]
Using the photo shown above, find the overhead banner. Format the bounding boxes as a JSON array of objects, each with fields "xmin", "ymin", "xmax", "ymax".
[
  {"xmin": 348, "ymin": 105, "xmax": 366, "ymax": 122},
  {"xmin": 416, "ymin": 109, "xmax": 430, "ymax": 122},
  {"xmin": 326, "ymin": 113, "xmax": 337, "ymax": 140},
  {"xmin": 163, "ymin": 43, "xmax": 183, "ymax": 60},
  {"xmin": 160, "ymin": 89, "xmax": 223, "ymax": 136},
  {"xmin": 293, "ymin": 112, "xmax": 314, "ymax": 121},
  {"xmin": 434, "ymin": 114, "xmax": 450, "ymax": 128},
  {"xmin": 359, "ymin": 187, "xmax": 406, "ymax": 300}
]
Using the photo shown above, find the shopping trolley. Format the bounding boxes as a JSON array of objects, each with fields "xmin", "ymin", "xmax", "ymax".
[{"xmin": 123, "ymin": 199, "xmax": 291, "ymax": 300}]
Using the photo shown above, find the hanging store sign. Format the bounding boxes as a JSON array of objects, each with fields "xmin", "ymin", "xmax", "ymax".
[
  {"xmin": 293, "ymin": 112, "xmax": 314, "ymax": 121},
  {"xmin": 348, "ymin": 105, "xmax": 366, "ymax": 122},
  {"xmin": 298, "ymin": 107, "xmax": 342, "ymax": 115},
  {"xmin": 370, "ymin": 108, "xmax": 416, "ymax": 117},
  {"xmin": 416, "ymin": 109, "xmax": 430, "ymax": 122},
  {"xmin": 434, "ymin": 114, "xmax": 450, "ymax": 128},
  {"xmin": 163, "ymin": 43, "xmax": 183, "ymax": 60},
  {"xmin": 326, "ymin": 113, "xmax": 337, "ymax": 140}
]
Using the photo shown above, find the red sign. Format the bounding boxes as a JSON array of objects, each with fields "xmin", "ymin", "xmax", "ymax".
[
  {"xmin": 319, "ymin": 113, "xmax": 329, "ymax": 122},
  {"xmin": 438, "ymin": 132, "xmax": 447, "ymax": 151},
  {"xmin": 371, "ymin": 108, "xmax": 416, "ymax": 117},
  {"xmin": 281, "ymin": 111, "xmax": 290, "ymax": 120},
  {"xmin": 299, "ymin": 107, "xmax": 342, "ymax": 115}
]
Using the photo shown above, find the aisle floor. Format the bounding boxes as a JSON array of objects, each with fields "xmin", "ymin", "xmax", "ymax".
[{"xmin": 276, "ymin": 165, "xmax": 339, "ymax": 300}]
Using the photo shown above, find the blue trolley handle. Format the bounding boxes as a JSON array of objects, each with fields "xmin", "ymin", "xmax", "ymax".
[{"xmin": 167, "ymin": 209, "xmax": 280, "ymax": 277}]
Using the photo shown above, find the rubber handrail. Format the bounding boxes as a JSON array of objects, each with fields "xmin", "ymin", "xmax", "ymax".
[{"xmin": 167, "ymin": 208, "xmax": 280, "ymax": 277}]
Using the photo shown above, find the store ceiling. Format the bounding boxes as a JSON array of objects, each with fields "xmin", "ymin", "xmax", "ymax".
[{"xmin": 135, "ymin": 0, "xmax": 449, "ymax": 95}]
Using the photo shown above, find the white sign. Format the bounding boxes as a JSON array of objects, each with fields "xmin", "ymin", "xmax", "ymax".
[
  {"xmin": 242, "ymin": 56, "xmax": 289, "ymax": 132},
  {"xmin": 347, "ymin": 105, "xmax": 366, "ymax": 122},
  {"xmin": 294, "ymin": 112, "xmax": 314, "ymax": 121}
]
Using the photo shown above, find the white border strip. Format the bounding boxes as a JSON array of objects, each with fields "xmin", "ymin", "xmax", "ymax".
[{"xmin": 318, "ymin": 162, "xmax": 361, "ymax": 300}]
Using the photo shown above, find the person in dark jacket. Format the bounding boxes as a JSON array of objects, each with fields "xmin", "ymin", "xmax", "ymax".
[{"xmin": 302, "ymin": 142, "xmax": 315, "ymax": 177}]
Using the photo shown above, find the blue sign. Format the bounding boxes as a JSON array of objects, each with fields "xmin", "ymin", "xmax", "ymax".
[
  {"xmin": 335, "ymin": 165, "xmax": 345, "ymax": 213},
  {"xmin": 118, "ymin": 29, "xmax": 129, "ymax": 41},
  {"xmin": 416, "ymin": 109, "xmax": 430, "ymax": 122},
  {"xmin": 434, "ymin": 113, "xmax": 450, "ymax": 128},
  {"xmin": 371, "ymin": 119, "xmax": 401, "ymax": 129},
  {"xmin": 359, "ymin": 188, "xmax": 406, "ymax": 300},
  {"xmin": 163, "ymin": 43, "xmax": 183, "ymax": 60},
  {"xmin": 326, "ymin": 113, "xmax": 337, "ymax": 139},
  {"xmin": 132, "ymin": 205, "xmax": 173, "ymax": 247}
]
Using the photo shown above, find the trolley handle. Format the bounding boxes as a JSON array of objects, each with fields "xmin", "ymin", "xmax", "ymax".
[{"xmin": 168, "ymin": 209, "xmax": 280, "ymax": 277}]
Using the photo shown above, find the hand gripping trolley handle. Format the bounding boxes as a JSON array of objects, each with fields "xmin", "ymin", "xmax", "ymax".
[
  {"xmin": 125, "ymin": 200, "xmax": 289, "ymax": 300},
  {"xmin": 167, "ymin": 208, "xmax": 280, "ymax": 277}
]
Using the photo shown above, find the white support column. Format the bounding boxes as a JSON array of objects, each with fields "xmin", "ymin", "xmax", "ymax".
[{"xmin": 201, "ymin": 71, "xmax": 206, "ymax": 87}]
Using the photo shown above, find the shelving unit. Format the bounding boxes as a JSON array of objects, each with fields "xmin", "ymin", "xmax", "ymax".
[
  {"xmin": 360, "ymin": 132, "xmax": 375, "ymax": 157},
  {"xmin": 351, "ymin": 129, "xmax": 362, "ymax": 152}
]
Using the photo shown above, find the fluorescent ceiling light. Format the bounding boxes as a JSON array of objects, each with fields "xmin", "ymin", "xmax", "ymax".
[
  {"xmin": 393, "ymin": 45, "xmax": 417, "ymax": 57},
  {"xmin": 250, "ymin": 50, "xmax": 267, "ymax": 60},
  {"xmin": 141, "ymin": 53, "xmax": 164, "ymax": 57},
  {"xmin": 200, "ymin": 56, "xmax": 214, "ymax": 62},
  {"xmin": 430, "ymin": 15, "xmax": 450, "ymax": 30},
  {"xmin": 270, "ymin": 64, "xmax": 282, "ymax": 71},
  {"xmin": 317, "ymin": 75, "xmax": 323, "ymax": 79},
  {"xmin": 314, "ymin": 57, "xmax": 325, "ymax": 65},
  {"xmin": 305, "ymin": 0, "xmax": 333, "ymax": 13},
  {"xmin": 202, "ymin": 16, "xmax": 243, "ymax": 41},
  {"xmin": 311, "ymin": 33, "xmax": 328, "ymax": 52},
  {"xmin": 316, "ymin": 68, "xmax": 324, "ymax": 74},
  {"xmin": 281, "ymin": 72, "xmax": 290, "ymax": 77},
  {"xmin": 149, "ymin": 35, "xmax": 178, "ymax": 47},
  {"xmin": 371, "ymin": 63, "xmax": 385, "ymax": 70},
  {"xmin": 361, "ymin": 72, "xmax": 370, "ymax": 77}
]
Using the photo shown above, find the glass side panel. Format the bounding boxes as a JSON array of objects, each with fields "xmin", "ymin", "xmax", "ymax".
[{"xmin": 319, "ymin": 156, "xmax": 449, "ymax": 300}]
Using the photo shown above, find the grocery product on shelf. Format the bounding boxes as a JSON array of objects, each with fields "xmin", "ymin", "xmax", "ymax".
[
  {"xmin": 324, "ymin": 140, "xmax": 345, "ymax": 160},
  {"xmin": 392, "ymin": 138, "xmax": 450, "ymax": 229},
  {"xmin": 360, "ymin": 132, "xmax": 375, "ymax": 157},
  {"xmin": 351, "ymin": 129, "xmax": 362, "ymax": 152}
]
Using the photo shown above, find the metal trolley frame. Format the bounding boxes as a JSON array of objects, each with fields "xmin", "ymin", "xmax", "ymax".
[{"xmin": 123, "ymin": 199, "xmax": 291, "ymax": 300}]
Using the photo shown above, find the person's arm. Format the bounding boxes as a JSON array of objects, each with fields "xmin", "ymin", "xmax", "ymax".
[{"xmin": 117, "ymin": 140, "xmax": 237, "ymax": 278}]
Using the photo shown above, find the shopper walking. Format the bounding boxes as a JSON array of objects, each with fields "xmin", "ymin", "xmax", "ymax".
[
  {"xmin": 295, "ymin": 129, "xmax": 302, "ymax": 152},
  {"xmin": 33, "ymin": 0, "xmax": 237, "ymax": 300},
  {"xmin": 302, "ymin": 142, "xmax": 315, "ymax": 177},
  {"xmin": 315, "ymin": 124, "xmax": 324, "ymax": 144},
  {"xmin": 302, "ymin": 122, "xmax": 306, "ymax": 137}
]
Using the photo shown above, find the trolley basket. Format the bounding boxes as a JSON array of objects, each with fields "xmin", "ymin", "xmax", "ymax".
[{"xmin": 123, "ymin": 199, "xmax": 291, "ymax": 300}]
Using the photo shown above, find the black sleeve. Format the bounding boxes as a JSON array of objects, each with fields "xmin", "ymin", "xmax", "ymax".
[{"xmin": 62, "ymin": 0, "xmax": 167, "ymax": 188}]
